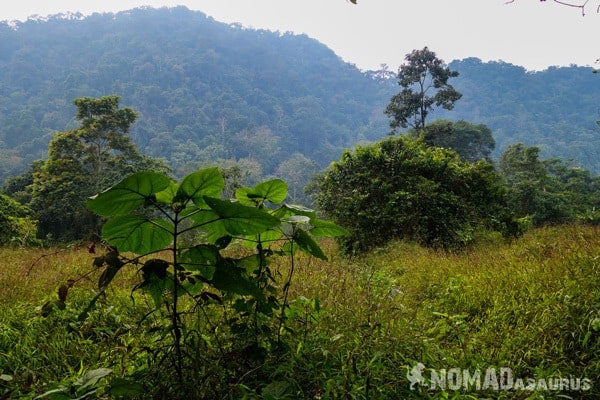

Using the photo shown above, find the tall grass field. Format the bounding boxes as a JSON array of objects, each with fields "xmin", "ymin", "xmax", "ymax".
[{"xmin": 1, "ymin": 225, "xmax": 600, "ymax": 399}]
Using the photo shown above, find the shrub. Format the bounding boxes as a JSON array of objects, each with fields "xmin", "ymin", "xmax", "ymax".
[
  {"xmin": 0, "ymin": 194, "xmax": 39, "ymax": 246},
  {"xmin": 315, "ymin": 135, "xmax": 515, "ymax": 253}
]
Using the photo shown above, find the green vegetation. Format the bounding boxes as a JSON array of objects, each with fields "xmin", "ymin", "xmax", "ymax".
[
  {"xmin": 0, "ymin": 6, "xmax": 389, "ymax": 198},
  {"xmin": 22, "ymin": 96, "xmax": 168, "ymax": 241},
  {"xmin": 441, "ymin": 58, "xmax": 600, "ymax": 172},
  {"xmin": 0, "ymin": 194, "xmax": 38, "ymax": 246},
  {"xmin": 2, "ymin": 7, "xmax": 600, "ymax": 195},
  {"xmin": 386, "ymin": 47, "xmax": 462, "ymax": 132},
  {"xmin": 79, "ymin": 167, "xmax": 345, "ymax": 397},
  {"xmin": 1, "ymin": 6, "xmax": 600, "ymax": 399},
  {"xmin": 315, "ymin": 135, "xmax": 516, "ymax": 253},
  {"xmin": 1, "ymin": 226, "xmax": 599, "ymax": 398},
  {"xmin": 415, "ymin": 119, "xmax": 496, "ymax": 163},
  {"xmin": 500, "ymin": 142, "xmax": 600, "ymax": 226}
]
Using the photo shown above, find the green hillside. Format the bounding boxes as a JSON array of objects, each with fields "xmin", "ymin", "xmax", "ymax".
[
  {"xmin": 0, "ymin": 6, "xmax": 390, "ymax": 187},
  {"xmin": 441, "ymin": 58, "xmax": 600, "ymax": 171},
  {"xmin": 1, "ymin": 5, "xmax": 600, "ymax": 188}
]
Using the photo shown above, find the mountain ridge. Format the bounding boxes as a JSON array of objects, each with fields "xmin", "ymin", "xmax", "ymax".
[{"xmin": 1, "ymin": 5, "xmax": 598, "ymax": 191}]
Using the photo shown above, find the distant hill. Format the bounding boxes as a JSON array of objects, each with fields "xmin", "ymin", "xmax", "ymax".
[
  {"xmin": 0, "ymin": 6, "xmax": 391, "ymax": 188},
  {"xmin": 1, "ymin": 6, "xmax": 599, "ymax": 192},
  {"xmin": 441, "ymin": 58, "xmax": 600, "ymax": 172}
]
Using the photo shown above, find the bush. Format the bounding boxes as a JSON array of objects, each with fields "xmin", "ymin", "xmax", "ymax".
[
  {"xmin": 315, "ymin": 135, "xmax": 515, "ymax": 253},
  {"xmin": 0, "ymin": 194, "xmax": 39, "ymax": 246}
]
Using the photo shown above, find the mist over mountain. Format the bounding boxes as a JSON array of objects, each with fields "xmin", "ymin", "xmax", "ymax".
[{"xmin": 1, "ymin": 5, "xmax": 599, "ymax": 191}]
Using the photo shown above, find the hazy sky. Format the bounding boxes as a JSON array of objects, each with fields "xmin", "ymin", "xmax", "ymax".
[{"xmin": 1, "ymin": 1, "xmax": 598, "ymax": 71}]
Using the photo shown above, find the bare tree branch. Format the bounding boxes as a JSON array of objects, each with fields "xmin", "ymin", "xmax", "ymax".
[{"xmin": 506, "ymin": 0, "xmax": 591, "ymax": 16}]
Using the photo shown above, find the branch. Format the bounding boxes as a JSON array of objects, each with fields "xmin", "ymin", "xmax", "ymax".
[{"xmin": 505, "ymin": 0, "xmax": 591, "ymax": 16}]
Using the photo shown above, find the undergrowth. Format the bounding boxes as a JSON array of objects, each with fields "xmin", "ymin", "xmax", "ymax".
[{"xmin": 1, "ymin": 225, "xmax": 600, "ymax": 399}]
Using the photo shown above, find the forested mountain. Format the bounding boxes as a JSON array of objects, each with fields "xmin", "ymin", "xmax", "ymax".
[
  {"xmin": 438, "ymin": 58, "xmax": 600, "ymax": 172},
  {"xmin": 0, "ymin": 6, "xmax": 390, "ymax": 196},
  {"xmin": 1, "ymin": 5, "xmax": 600, "ymax": 193}
]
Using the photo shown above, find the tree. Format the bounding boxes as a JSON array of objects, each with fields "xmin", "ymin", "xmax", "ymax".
[
  {"xmin": 29, "ymin": 96, "xmax": 168, "ymax": 241},
  {"xmin": 415, "ymin": 119, "xmax": 496, "ymax": 162},
  {"xmin": 231, "ymin": 126, "xmax": 282, "ymax": 172},
  {"xmin": 499, "ymin": 143, "xmax": 569, "ymax": 224},
  {"xmin": 275, "ymin": 153, "xmax": 320, "ymax": 204},
  {"xmin": 316, "ymin": 135, "xmax": 514, "ymax": 253},
  {"xmin": 499, "ymin": 143, "xmax": 600, "ymax": 225},
  {"xmin": 0, "ymin": 193, "xmax": 38, "ymax": 246},
  {"xmin": 385, "ymin": 47, "xmax": 462, "ymax": 133},
  {"xmin": 2, "ymin": 159, "xmax": 44, "ymax": 205}
]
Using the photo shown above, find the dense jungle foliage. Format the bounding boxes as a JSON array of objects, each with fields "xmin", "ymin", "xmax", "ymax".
[
  {"xmin": 0, "ymin": 6, "xmax": 390, "ymax": 195},
  {"xmin": 2, "ymin": 6, "xmax": 600, "ymax": 399},
  {"xmin": 1, "ymin": 5, "xmax": 600, "ymax": 194}
]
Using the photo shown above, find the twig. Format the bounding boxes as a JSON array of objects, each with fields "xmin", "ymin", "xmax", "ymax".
[{"xmin": 505, "ymin": 0, "xmax": 591, "ymax": 16}]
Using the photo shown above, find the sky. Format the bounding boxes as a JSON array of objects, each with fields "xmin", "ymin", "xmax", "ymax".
[{"xmin": 1, "ymin": 0, "xmax": 598, "ymax": 72}]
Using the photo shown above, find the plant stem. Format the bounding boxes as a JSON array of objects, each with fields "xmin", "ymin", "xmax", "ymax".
[
  {"xmin": 171, "ymin": 213, "xmax": 183, "ymax": 384},
  {"xmin": 254, "ymin": 236, "xmax": 264, "ymax": 342},
  {"xmin": 277, "ymin": 231, "xmax": 295, "ymax": 345}
]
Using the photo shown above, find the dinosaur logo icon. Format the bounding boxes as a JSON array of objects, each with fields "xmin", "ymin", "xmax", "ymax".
[{"xmin": 407, "ymin": 362, "xmax": 426, "ymax": 390}]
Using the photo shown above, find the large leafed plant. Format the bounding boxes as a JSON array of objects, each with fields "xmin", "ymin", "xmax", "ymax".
[{"xmin": 84, "ymin": 167, "xmax": 347, "ymax": 391}]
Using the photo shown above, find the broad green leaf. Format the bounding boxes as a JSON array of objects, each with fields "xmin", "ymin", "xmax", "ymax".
[
  {"xmin": 87, "ymin": 171, "xmax": 172, "ymax": 216},
  {"xmin": 237, "ymin": 253, "xmax": 267, "ymax": 274},
  {"xmin": 241, "ymin": 228, "xmax": 283, "ymax": 250},
  {"xmin": 234, "ymin": 186, "xmax": 254, "ymax": 206},
  {"xmin": 235, "ymin": 179, "xmax": 287, "ymax": 205},
  {"xmin": 108, "ymin": 378, "xmax": 145, "ymax": 397},
  {"xmin": 74, "ymin": 368, "xmax": 112, "ymax": 396},
  {"xmin": 175, "ymin": 167, "xmax": 224, "ymax": 207},
  {"xmin": 281, "ymin": 241, "xmax": 298, "ymax": 257},
  {"xmin": 180, "ymin": 245, "xmax": 220, "ymax": 279},
  {"xmin": 140, "ymin": 270, "xmax": 171, "ymax": 308},
  {"xmin": 293, "ymin": 229, "xmax": 327, "ymax": 260},
  {"xmin": 155, "ymin": 181, "xmax": 179, "ymax": 204},
  {"xmin": 102, "ymin": 215, "xmax": 173, "ymax": 254},
  {"xmin": 253, "ymin": 179, "xmax": 288, "ymax": 203},
  {"xmin": 211, "ymin": 261, "xmax": 263, "ymax": 299},
  {"xmin": 139, "ymin": 260, "xmax": 172, "ymax": 307},
  {"xmin": 188, "ymin": 208, "xmax": 228, "ymax": 242},
  {"xmin": 272, "ymin": 204, "xmax": 317, "ymax": 220},
  {"xmin": 309, "ymin": 219, "xmax": 350, "ymax": 237},
  {"xmin": 204, "ymin": 197, "xmax": 280, "ymax": 236},
  {"xmin": 257, "ymin": 229, "xmax": 283, "ymax": 244}
]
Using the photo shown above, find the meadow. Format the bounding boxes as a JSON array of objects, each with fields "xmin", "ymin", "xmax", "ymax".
[{"xmin": 1, "ymin": 225, "xmax": 600, "ymax": 399}]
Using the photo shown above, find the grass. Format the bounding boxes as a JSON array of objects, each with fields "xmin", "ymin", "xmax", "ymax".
[{"xmin": 1, "ymin": 225, "xmax": 600, "ymax": 398}]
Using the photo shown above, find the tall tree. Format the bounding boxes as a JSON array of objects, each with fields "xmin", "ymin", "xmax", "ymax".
[
  {"xmin": 499, "ymin": 143, "xmax": 568, "ymax": 224},
  {"xmin": 30, "ymin": 96, "xmax": 168, "ymax": 241},
  {"xmin": 72, "ymin": 96, "xmax": 144, "ymax": 191},
  {"xmin": 385, "ymin": 47, "xmax": 462, "ymax": 132},
  {"xmin": 499, "ymin": 143, "xmax": 600, "ymax": 225},
  {"xmin": 416, "ymin": 119, "xmax": 496, "ymax": 162},
  {"xmin": 275, "ymin": 153, "xmax": 320, "ymax": 204}
]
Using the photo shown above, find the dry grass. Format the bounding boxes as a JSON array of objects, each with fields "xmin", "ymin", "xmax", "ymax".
[
  {"xmin": 0, "ymin": 245, "xmax": 140, "ymax": 305},
  {"xmin": 2, "ymin": 226, "xmax": 600, "ymax": 398}
]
